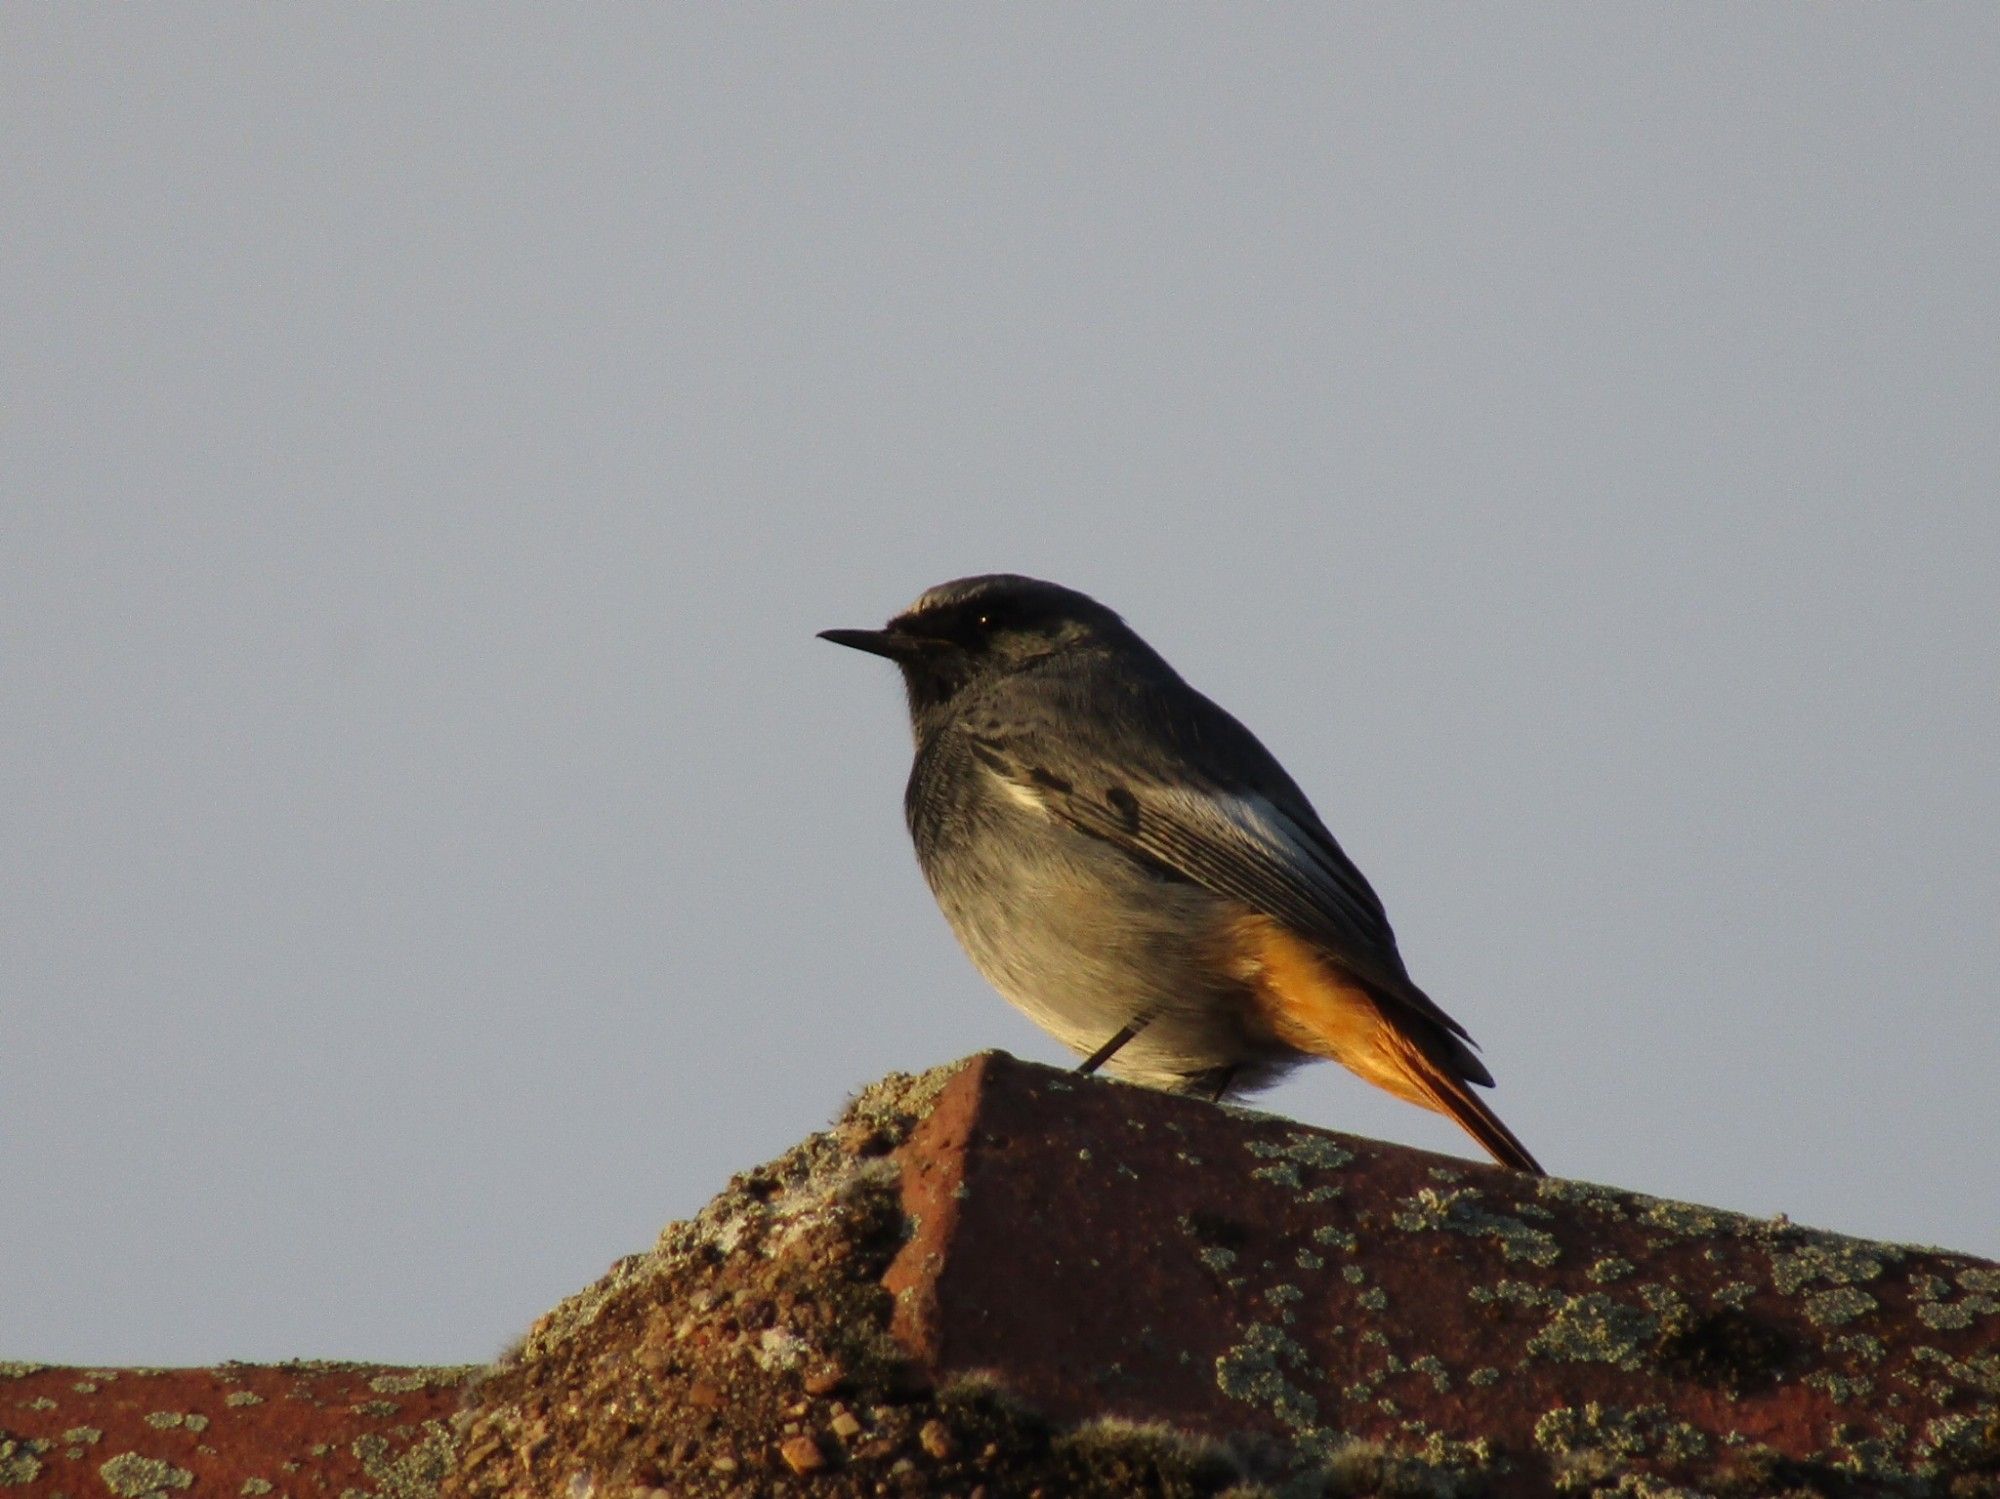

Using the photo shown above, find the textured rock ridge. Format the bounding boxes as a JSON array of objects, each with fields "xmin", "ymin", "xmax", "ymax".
[
  {"xmin": 8, "ymin": 1053, "xmax": 1997, "ymax": 1497},
  {"xmin": 0, "ymin": 1361, "xmax": 476, "ymax": 1496},
  {"xmin": 446, "ymin": 1053, "xmax": 1999, "ymax": 1497}
]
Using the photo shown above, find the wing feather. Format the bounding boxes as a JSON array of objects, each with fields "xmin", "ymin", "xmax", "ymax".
[{"xmin": 964, "ymin": 665, "xmax": 1487, "ymax": 1063}]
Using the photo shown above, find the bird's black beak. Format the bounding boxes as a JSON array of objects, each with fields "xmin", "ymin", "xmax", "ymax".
[{"xmin": 817, "ymin": 627, "xmax": 907, "ymax": 661}]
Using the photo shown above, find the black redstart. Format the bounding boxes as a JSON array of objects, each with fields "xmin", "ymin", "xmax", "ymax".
[{"xmin": 820, "ymin": 573, "xmax": 1542, "ymax": 1173}]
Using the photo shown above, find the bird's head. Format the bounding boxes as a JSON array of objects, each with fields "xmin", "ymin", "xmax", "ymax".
[{"xmin": 819, "ymin": 573, "xmax": 1132, "ymax": 718}]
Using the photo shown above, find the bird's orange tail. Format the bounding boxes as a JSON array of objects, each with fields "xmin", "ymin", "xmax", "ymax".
[
  {"xmin": 1376, "ymin": 1023, "xmax": 1544, "ymax": 1174},
  {"xmin": 1229, "ymin": 914, "xmax": 1544, "ymax": 1174}
]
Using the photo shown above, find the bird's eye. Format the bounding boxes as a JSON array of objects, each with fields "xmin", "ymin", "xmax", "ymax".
[{"xmin": 976, "ymin": 612, "xmax": 994, "ymax": 630}]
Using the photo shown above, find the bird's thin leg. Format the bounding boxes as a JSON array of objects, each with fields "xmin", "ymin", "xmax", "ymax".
[
  {"xmin": 1076, "ymin": 1013, "xmax": 1153, "ymax": 1075},
  {"xmin": 1203, "ymin": 1066, "xmax": 1239, "ymax": 1103}
]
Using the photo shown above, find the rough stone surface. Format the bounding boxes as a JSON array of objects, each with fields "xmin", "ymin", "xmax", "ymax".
[
  {"xmin": 0, "ymin": 1361, "xmax": 475, "ymax": 1496},
  {"xmin": 10, "ymin": 1052, "xmax": 1998, "ymax": 1496},
  {"xmin": 445, "ymin": 1053, "xmax": 1999, "ymax": 1497}
]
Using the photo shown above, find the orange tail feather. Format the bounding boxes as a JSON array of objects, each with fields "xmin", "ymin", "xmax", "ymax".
[{"xmin": 1230, "ymin": 914, "xmax": 1544, "ymax": 1174}]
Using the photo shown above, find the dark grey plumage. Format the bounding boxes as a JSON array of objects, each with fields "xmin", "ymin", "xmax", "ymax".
[{"xmin": 820, "ymin": 573, "xmax": 1539, "ymax": 1171}]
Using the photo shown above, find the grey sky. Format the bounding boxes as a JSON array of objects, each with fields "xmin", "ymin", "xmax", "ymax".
[{"xmin": 3, "ymin": 8, "xmax": 1995, "ymax": 1364}]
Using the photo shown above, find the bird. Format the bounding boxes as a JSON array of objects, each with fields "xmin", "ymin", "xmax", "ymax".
[{"xmin": 819, "ymin": 573, "xmax": 1542, "ymax": 1173}]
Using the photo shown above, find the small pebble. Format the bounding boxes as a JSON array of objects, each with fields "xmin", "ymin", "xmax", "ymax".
[
  {"xmin": 780, "ymin": 1434, "xmax": 826, "ymax": 1474},
  {"xmin": 918, "ymin": 1419, "xmax": 958, "ymax": 1460},
  {"xmin": 830, "ymin": 1411, "xmax": 863, "ymax": 1440},
  {"xmin": 802, "ymin": 1363, "xmax": 846, "ymax": 1397},
  {"xmin": 711, "ymin": 1455, "xmax": 738, "ymax": 1475}
]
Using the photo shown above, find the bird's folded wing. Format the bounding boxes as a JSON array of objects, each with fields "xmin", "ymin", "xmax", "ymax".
[{"xmin": 971, "ymin": 733, "xmax": 1482, "ymax": 1057}]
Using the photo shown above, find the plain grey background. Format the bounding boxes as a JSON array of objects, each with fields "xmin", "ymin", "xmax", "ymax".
[{"xmin": 3, "ymin": 8, "xmax": 1995, "ymax": 1365}]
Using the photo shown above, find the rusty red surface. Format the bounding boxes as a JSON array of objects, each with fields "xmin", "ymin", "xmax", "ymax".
[
  {"xmin": 884, "ymin": 1054, "xmax": 2000, "ymax": 1493},
  {"xmin": 0, "ymin": 1361, "xmax": 475, "ymax": 1497},
  {"xmin": 9, "ymin": 1053, "xmax": 1998, "ymax": 1495}
]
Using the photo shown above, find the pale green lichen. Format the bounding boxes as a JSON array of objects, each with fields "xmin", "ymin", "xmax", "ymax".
[
  {"xmin": 224, "ymin": 1391, "xmax": 265, "ymax": 1407},
  {"xmin": 1805, "ymin": 1370, "xmax": 1875, "ymax": 1402},
  {"xmin": 1911, "ymin": 1344, "xmax": 2000, "ymax": 1395},
  {"xmin": 1468, "ymin": 1367, "xmax": 1499, "ymax": 1387},
  {"xmin": 1252, "ymin": 1162, "xmax": 1304, "ymax": 1188},
  {"xmin": 1358, "ymin": 1286, "xmax": 1389, "ymax": 1311},
  {"xmin": 1471, "ymin": 1280, "xmax": 1662, "ymax": 1370},
  {"xmin": 63, "ymin": 1425, "xmax": 103, "ymax": 1445},
  {"xmin": 1910, "ymin": 1270, "xmax": 2000, "ymax": 1329},
  {"xmin": 1588, "ymin": 1256, "xmax": 1635, "ymax": 1283},
  {"xmin": 1312, "ymin": 1225, "xmax": 1358, "ymax": 1253},
  {"xmin": 367, "ymin": 1368, "xmax": 479, "ymax": 1395},
  {"xmin": 99, "ymin": 1451, "xmax": 194, "ymax": 1496},
  {"xmin": 1534, "ymin": 1402, "xmax": 1708, "ymax": 1488},
  {"xmin": 1535, "ymin": 1177, "xmax": 1632, "ymax": 1220},
  {"xmin": 240, "ymin": 1482, "xmax": 274, "ymax": 1496},
  {"xmin": 1480, "ymin": 1271, "xmax": 1664, "ymax": 1367},
  {"xmin": 1390, "ymin": 1186, "xmax": 1561, "ymax": 1266},
  {"xmin": 1245, "ymin": 1131, "xmax": 1355, "ymax": 1174},
  {"xmin": 1709, "ymin": 1280, "xmax": 1756, "ymax": 1309},
  {"xmin": 1638, "ymin": 1283, "xmax": 1691, "ymax": 1320},
  {"xmin": 1197, "ymin": 1246, "xmax": 1237, "ymax": 1274},
  {"xmin": 1416, "ymin": 1430, "xmax": 1491, "ymax": 1472},
  {"xmin": 1835, "ymin": 1332, "xmax": 1886, "ymax": 1365},
  {"xmin": 1804, "ymin": 1286, "xmax": 1878, "ymax": 1327},
  {"xmin": 1635, "ymin": 1198, "xmax": 1728, "ymax": 1236},
  {"xmin": 1914, "ymin": 1411, "xmax": 2000, "ymax": 1475},
  {"xmin": 1917, "ymin": 1300, "xmax": 1977, "ymax": 1331},
  {"xmin": 1832, "ymin": 1432, "xmax": 1904, "ymax": 1477},
  {"xmin": 144, "ymin": 1411, "xmax": 207, "ymax": 1431},
  {"xmin": 1769, "ymin": 1237, "xmax": 1888, "ymax": 1296},
  {"xmin": 1532, "ymin": 1293, "xmax": 1660, "ymax": 1368},
  {"xmin": 0, "ymin": 1438, "xmax": 45, "ymax": 1486},
  {"xmin": 1214, "ymin": 1322, "xmax": 1322, "ymax": 1440},
  {"xmin": 1296, "ymin": 1250, "xmax": 1324, "ymax": 1270},
  {"xmin": 1409, "ymin": 1354, "xmax": 1451, "ymax": 1392},
  {"xmin": 0, "ymin": 1364, "xmax": 47, "ymax": 1380},
  {"xmin": 1534, "ymin": 1403, "xmax": 1636, "ymax": 1490},
  {"xmin": 352, "ymin": 1419, "xmax": 455, "ymax": 1499}
]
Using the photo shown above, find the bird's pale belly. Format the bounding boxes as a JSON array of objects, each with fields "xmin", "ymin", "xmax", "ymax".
[{"xmin": 923, "ymin": 835, "xmax": 1307, "ymax": 1093}]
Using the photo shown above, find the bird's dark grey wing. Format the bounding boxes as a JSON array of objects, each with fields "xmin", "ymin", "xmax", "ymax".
[{"xmin": 968, "ymin": 663, "xmax": 1486, "ymax": 1057}]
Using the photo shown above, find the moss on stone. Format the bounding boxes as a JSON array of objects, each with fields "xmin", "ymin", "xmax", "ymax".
[
  {"xmin": 98, "ymin": 1451, "xmax": 194, "ymax": 1497},
  {"xmin": 0, "ymin": 1438, "xmax": 45, "ymax": 1487},
  {"xmin": 352, "ymin": 1420, "xmax": 456, "ymax": 1499},
  {"xmin": 1390, "ymin": 1186, "xmax": 1561, "ymax": 1267}
]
